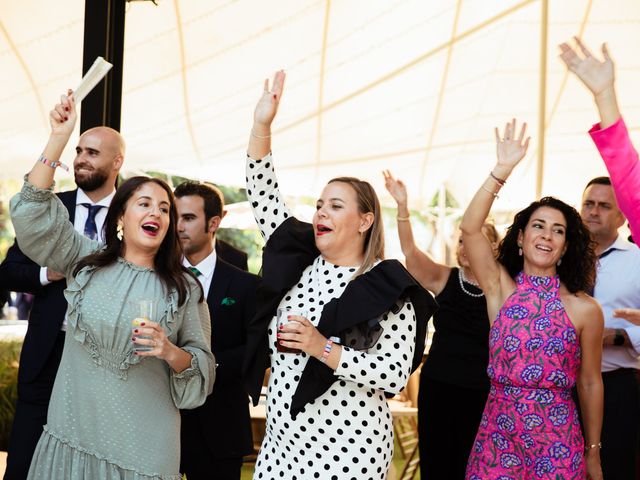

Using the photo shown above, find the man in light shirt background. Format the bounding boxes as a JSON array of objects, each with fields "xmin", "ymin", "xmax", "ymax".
[{"xmin": 581, "ymin": 175, "xmax": 640, "ymax": 479}]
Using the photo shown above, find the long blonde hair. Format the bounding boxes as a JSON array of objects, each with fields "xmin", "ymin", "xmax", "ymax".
[{"xmin": 328, "ymin": 177, "xmax": 384, "ymax": 277}]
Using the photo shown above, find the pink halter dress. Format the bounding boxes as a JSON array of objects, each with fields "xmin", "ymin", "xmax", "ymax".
[{"xmin": 465, "ymin": 272, "xmax": 585, "ymax": 479}]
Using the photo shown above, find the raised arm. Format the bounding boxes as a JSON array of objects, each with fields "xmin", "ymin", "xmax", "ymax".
[
  {"xmin": 10, "ymin": 92, "xmax": 98, "ymax": 278},
  {"xmin": 247, "ymin": 70, "xmax": 285, "ymax": 161},
  {"xmin": 382, "ymin": 170, "xmax": 450, "ymax": 295},
  {"xmin": 460, "ymin": 120, "xmax": 530, "ymax": 320},
  {"xmin": 245, "ymin": 71, "xmax": 293, "ymax": 241},
  {"xmin": 29, "ymin": 90, "xmax": 76, "ymax": 189},
  {"xmin": 560, "ymin": 38, "xmax": 640, "ymax": 241},
  {"xmin": 559, "ymin": 38, "xmax": 619, "ymax": 128}
]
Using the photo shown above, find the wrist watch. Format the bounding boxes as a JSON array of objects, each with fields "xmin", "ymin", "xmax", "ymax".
[{"xmin": 613, "ymin": 328, "xmax": 625, "ymax": 346}]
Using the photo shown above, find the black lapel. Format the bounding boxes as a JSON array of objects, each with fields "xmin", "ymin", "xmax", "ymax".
[
  {"xmin": 207, "ymin": 259, "xmax": 233, "ymax": 321},
  {"xmin": 59, "ymin": 189, "xmax": 78, "ymax": 223}
]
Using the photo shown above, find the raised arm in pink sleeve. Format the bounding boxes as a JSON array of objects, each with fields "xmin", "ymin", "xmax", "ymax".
[{"xmin": 589, "ymin": 117, "xmax": 640, "ymax": 242}]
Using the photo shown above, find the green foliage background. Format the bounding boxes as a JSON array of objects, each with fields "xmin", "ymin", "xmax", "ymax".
[{"xmin": 0, "ymin": 341, "xmax": 21, "ymax": 451}]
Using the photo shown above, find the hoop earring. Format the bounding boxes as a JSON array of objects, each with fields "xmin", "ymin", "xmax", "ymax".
[{"xmin": 116, "ymin": 222, "xmax": 124, "ymax": 241}]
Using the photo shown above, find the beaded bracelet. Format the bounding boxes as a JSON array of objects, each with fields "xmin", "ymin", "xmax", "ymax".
[
  {"xmin": 320, "ymin": 338, "xmax": 334, "ymax": 363},
  {"xmin": 584, "ymin": 442, "xmax": 601, "ymax": 452},
  {"xmin": 38, "ymin": 154, "xmax": 69, "ymax": 172},
  {"xmin": 489, "ymin": 171, "xmax": 506, "ymax": 186}
]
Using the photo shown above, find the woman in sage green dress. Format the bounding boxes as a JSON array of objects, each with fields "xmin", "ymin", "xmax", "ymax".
[{"xmin": 10, "ymin": 92, "xmax": 215, "ymax": 479}]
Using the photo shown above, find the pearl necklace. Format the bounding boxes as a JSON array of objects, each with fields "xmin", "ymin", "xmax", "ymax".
[{"xmin": 458, "ymin": 268, "xmax": 484, "ymax": 298}]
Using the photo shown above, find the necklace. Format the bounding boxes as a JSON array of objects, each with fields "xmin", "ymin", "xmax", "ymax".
[{"xmin": 458, "ymin": 268, "xmax": 484, "ymax": 298}]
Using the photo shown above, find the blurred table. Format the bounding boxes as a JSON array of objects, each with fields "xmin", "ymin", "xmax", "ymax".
[{"xmin": 0, "ymin": 320, "xmax": 27, "ymax": 341}]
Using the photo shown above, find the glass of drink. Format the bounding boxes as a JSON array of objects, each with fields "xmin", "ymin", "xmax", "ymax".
[
  {"xmin": 276, "ymin": 307, "xmax": 308, "ymax": 354},
  {"xmin": 131, "ymin": 299, "xmax": 156, "ymax": 352}
]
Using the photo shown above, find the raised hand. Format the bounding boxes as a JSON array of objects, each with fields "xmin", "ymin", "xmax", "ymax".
[
  {"xmin": 613, "ymin": 308, "xmax": 640, "ymax": 326},
  {"xmin": 253, "ymin": 70, "xmax": 286, "ymax": 129},
  {"xmin": 495, "ymin": 119, "xmax": 530, "ymax": 169},
  {"xmin": 559, "ymin": 38, "xmax": 614, "ymax": 96},
  {"xmin": 49, "ymin": 89, "xmax": 77, "ymax": 138},
  {"xmin": 382, "ymin": 170, "xmax": 408, "ymax": 207}
]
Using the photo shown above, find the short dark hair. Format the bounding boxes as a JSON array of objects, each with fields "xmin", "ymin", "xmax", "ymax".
[
  {"xmin": 174, "ymin": 181, "xmax": 225, "ymax": 223},
  {"xmin": 585, "ymin": 176, "xmax": 611, "ymax": 190},
  {"xmin": 497, "ymin": 196, "xmax": 596, "ymax": 294}
]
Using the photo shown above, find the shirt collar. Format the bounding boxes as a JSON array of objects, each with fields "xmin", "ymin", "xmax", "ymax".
[
  {"xmin": 76, "ymin": 188, "xmax": 115, "ymax": 207},
  {"xmin": 182, "ymin": 248, "xmax": 217, "ymax": 279},
  {"xmin": 601, "ymin": 234, "xmax": 634, "ymax": 255}
]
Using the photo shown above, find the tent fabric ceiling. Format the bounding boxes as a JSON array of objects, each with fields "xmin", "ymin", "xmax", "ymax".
[{"xmin": 1, "ymin": 0, "xmax": 640, "ymax": 212}]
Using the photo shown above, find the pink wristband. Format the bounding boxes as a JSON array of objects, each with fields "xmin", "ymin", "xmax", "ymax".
[
  {"xmin": 320, "ymin": 338, "xmax": 333, "ymax": 363},
  {"xmin": 38, "ymin": 154, "xmax": 69, "ymax": 172}
]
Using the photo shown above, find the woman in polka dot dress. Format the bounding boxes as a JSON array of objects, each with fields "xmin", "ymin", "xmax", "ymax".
[
  {"xmin": 460, "ymin": 119, "xmax": 604, "ymax": 479},
  {"xmin": 243, "ymin": 71, "xmax": 436, "ymax": 480}
]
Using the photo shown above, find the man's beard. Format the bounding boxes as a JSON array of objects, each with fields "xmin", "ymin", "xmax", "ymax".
[{"xmin": 75, "ymin": 168, "xmax": 110, "ymax": 192}]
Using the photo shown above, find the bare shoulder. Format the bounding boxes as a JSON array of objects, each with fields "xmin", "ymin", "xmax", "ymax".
[{"xmin": 560, "ymin": 288, "xmax": 603, "ymax": 332}]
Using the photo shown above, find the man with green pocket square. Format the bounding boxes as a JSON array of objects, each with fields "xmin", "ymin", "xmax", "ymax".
[{"xmin": 175, "ymin": 181, "xmax": 259, "ymax": 480}]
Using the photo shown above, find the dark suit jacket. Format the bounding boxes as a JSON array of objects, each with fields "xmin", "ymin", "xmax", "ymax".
[
  {"xmin": 216, "ymin": 238, "xmax": 249, "ymax": 271},
  {"xmin": 0, "ymin": 190, "xmax": 77, "ymax": 384},
  {"xmin": 180, "ymin": 258, "xmax": 258, "ymax": 459}
]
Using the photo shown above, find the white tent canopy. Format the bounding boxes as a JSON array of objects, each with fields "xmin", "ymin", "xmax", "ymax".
[{"xmin": 2, "ymin": 0, "xmax": 640, "ymax": 213}]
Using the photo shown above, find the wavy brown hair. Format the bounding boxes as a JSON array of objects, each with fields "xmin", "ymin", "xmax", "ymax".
[
  {"xmin": 73, "ymin": 176, "xmax": 201, "ymax": 305},
  {"xmin": 328, "ymin": 177, "xmax": 384, "ymax": 277},
  {"xmin": 497, "ymin": 196, "xmax": 596, "ymax": 293}
]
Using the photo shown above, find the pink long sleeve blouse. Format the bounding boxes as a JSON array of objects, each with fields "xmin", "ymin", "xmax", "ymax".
[{"xmin": 589, "ymin": 117, "xmax": 640, "ymax": 242}]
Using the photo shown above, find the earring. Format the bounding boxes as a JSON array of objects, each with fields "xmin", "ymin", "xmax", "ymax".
[
  {"xmin": 116, "ymin": 222, "xmax": 124, "ymax": 241},
  {"xmin": 518, "ymin": 244, "xmax": 522, "ymax": 256},
  {"xmin": 557, "ymin": 257, "xmax": 562, "ymax": 266}
]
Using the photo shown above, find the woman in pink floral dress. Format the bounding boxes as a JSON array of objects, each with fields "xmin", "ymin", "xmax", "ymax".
[{"xmin": 460, "ymin": 120, "xmax": 604, "ymax": 479}]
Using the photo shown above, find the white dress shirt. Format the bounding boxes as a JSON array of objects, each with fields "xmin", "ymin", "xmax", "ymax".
[
  {"xmin": 183, "ymin": 249, "xmax": 217, "ymax": 297},
  {"xmin": 594, "ymin": 235, "xmax": 640, "ymax": 371}
]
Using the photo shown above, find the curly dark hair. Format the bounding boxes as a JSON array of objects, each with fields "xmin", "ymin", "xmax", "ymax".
[
  {"xmin": 73, "ymin": 176, "xmax": 202, "ymax": 305},
  {"xmin": 497, "ymin": 196, "xmax": 596, "ymax": 293}
]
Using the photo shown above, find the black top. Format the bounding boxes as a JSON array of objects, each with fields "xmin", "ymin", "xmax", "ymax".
[
  {"xmin": 421, "ymin": 267, "xmax": 490, "ymax": 390},
  {"xmin": 242, "ymin": 216, "xmax": 438, "ymax": 417}
]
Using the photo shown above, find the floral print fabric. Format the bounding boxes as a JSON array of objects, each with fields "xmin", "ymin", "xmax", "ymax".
[{"xmin": 465, "ymin": 272, "xmax": 584, "ymax": 479}]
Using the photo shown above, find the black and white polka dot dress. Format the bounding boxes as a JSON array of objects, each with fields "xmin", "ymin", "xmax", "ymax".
[{"xmin": 247, "ymin": 154, "xmax": 417, "ymax": 480}]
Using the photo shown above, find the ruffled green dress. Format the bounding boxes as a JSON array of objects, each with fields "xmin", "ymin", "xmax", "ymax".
[{"xmin": 10, "ymin": 180, "xmax": 215, "ymax": 479}]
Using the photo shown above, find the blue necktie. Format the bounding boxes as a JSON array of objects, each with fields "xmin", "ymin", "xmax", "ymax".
[{"xmin": 80, "ymin": 203, "xmax": 105, "ymax": 240}]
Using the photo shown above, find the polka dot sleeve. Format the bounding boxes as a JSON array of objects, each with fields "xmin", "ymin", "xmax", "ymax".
[
  {"xmin": 334, "ymin": 301, "xmax": 417, "ymax": 394},
  {"xmin": 246, "ymin": 152, "xmax": 291, "ymax": 242}
]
